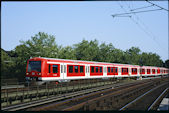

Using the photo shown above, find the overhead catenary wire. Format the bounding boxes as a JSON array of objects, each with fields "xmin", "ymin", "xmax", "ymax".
[
  {"xmin": 112, "ymin": 15, "xmax": 132, "ymax": 18},
  {"xmin": 130, "ymin": 4, "xmax": 154, "ymax": 11},
  {"xmin": 111, "ymin": 8, "xmax": 162, "ymax": 17},
  {"xmin": 124, "ymin": 1, "xmax": 167, "ymax": 52},
  {"xmin": 114, "ymin": 1, "xmax": 167, "ymax": 53},
  {"xmin": 146, "ymin": 0, "xmax": 169, "ymax": 12}
]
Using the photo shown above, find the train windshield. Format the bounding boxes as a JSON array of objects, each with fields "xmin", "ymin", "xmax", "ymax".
[{"xmin": 28, "ymin": 61, "xmax": 41, "ymax": 72}]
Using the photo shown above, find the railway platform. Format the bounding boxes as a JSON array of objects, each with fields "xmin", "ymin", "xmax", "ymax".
[
  {"xmin": 157, "ymin": 93, "xmax": 169, "ymax": 111},
  {"xmin": 1, "ymin": 85, "xmax": 25, "ymax": 90}
]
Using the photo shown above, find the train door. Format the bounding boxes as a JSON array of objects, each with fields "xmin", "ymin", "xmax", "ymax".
[
  {"xmin": 63, "ymin": 64, "xmax": 67, "ymax": 79},
  {"xmin": 60, "ymin": 63, "xmax": 65, "ymax": 80},
  {"xmin": 85, "ymin": 64, "xmax": 90, "ymax": 78},
  {"xmin": 103, "ymin": 66, "xmax": 107, "ymax": 77},
  {"xmin": 137, "ymin": 67, "xmax": 140, "ymax": 77},
  {"xmin": 128, "ymin": 67, "xmax": 131, "ymax": 76},
  {"xmin": 145, "ymin": 68, "xmax": 147, "ymax": 75},
  {"xmin": 118, "ymin": 67, "xmax": 121, "ymax": 76}
]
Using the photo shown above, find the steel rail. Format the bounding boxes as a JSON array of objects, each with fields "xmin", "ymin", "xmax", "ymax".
[
  {"xmin": 2, "ymin": 83, "xmax": 118, "ymax": 111},
  {"xmin": 19, "ymin": 80, "xmax": 148, "ymax": 111},
  {"xmin": 147, "ymin": 87, "xmax": 169, "ymax": 111},
  {"xmin": 61, "ymin": 80, "xmax": 155, "ymax": 111},
  {"xmin": 2, "ymin": 78, "xmax": 163, "ymax": 111},
  {"xmin": 119, "ymin": 82, "xmax": 168, "ymax": 111},
  {"xmin": 30, "ymin": 81, "xmax": 145, "ymax": 111}
]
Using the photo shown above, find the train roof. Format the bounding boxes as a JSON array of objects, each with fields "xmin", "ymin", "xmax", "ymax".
[{"xmin": 29, "ymin": 57, "xmax": 168, "ymax": 69}]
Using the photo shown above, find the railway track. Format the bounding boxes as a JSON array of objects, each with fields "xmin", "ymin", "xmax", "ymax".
[
  {"xmin": 2, "ymin": 77, "xmax": 168, "ymax": 111},
  {"xmin": 27, "ymin": 77, "xmax": 168, "ymax": 111},
  {"xmin": 2, "ymin": 78, "xmax": 147, "ymax": 111},
  {"xmin": 2, "ymin": 84, "xmax": 112, "ymax": 111},
  {"xmin": 1, "ymin": 78, "xmax": 136, "ymax": 108},
  {"xmin": 119, "ymin": 83, "xmax": 169, "ymax": 110},
  {"xmin": 28, "ymin": 80, "xmax": 147, "ymax": 111},
  {"xmin": 148, "ymin": 87, "xmax": 169, "ymax": 111}
]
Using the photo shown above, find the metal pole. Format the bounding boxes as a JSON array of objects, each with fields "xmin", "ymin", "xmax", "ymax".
[
  {"xmin": 37, "ymin": 85, "xmax": 38, "ymax": 100},
  {"xmin": 28, "ymin": 82, "xmax": 30, "ymax": 95},
  {"xmin": 53, "ymin": 83, "xmax": 54, "ymax": 94},
  {"xmin": 6, "ymin": 84, "xmax": 8, "ymax": 106},
  {"xmin": 47, "ymin": 82, "xmax": 49, "ymax": 97},
  {"xmin": 22, "ymin": 87, "xmax": 24, "ymax": 103},
  {"xmin": 17, "ymin": 82, "xmax": 18, "ymax": 97}
]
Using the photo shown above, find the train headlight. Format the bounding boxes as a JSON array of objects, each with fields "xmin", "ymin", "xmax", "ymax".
[{"xmin": 26, "ymin": 73, "xmax": 29, "ymax": 75}]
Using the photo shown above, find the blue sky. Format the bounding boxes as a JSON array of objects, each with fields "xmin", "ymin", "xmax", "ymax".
[{"xmin": 1, "ymin": 1, "xmax": 168, "ymax": 61}]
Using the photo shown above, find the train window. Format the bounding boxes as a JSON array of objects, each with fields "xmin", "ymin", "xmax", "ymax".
[
  {"xmin": 49, "ymin": 65, "xmax": 50, "ymax": 73},
  {"xmin": 152, "ymin": 69, "xmax": 155, "ymax": 73},
  {"xmin": 53, "ymin": 65, "xmax": 58, "ymax": 73},
  {"xmin": 96, "ymin": 67, "xmax": 98, "ymax": 73},
  {"xmin": 147, "ymin": 69, "xmax": 150, "ymax": 74},
  {"xmin": 115, "ymin": 68, "xmax": 117, "ymax": 73},
  {"xmin": 142, "ymin": 69, "xmax": 145, "ymax": 73},
  {"xmin": 111, "ymin": 68, "xmax": 113, "ymax": 73},
  {"xmin": 132, "ymin": 68, "xmax": 137, "ymax": 73},
  {"xmin": 91, "ymin": 66, "xmax": 94, "ymax": 73},
  {"xmin": 80, "ymin": 66, "xmax": 84, "ymax": 73},
  {"xmin": 100, "ymin": 67, "xmax": 102, "ymax": 73},
  {"xmin": 108, "ymin": 67, "xmax": 110, "ymax": 73},
  {"xmin": 75, "ymin": 66, "xmax": 78, "ymax": 73},
  {"xmin": 28, "ymin": 61, "xmax": 41, "ymax": 72},
  {"xmin": 140, "ymin": 69, "xmax": 144, "ymax": 73},
  {"xmin": 69, "ymin": 66, "xmax": 73, "ymax": 73},
  {"xmin": 122, "ymin": 68, "xmax": 128, "ymax": 73}
]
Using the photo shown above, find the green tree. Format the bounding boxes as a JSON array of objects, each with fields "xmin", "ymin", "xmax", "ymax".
[
  {"xmin": 58, "ymin": 46, "xmax": 76, "ymax": 59},
  {"xmin": 1, "ymin": 49, "xmax": 15, "ymax": 79},
  {"xmin": 141, "ymin": 52, "xmax": 163, "ymax": 67},
  {"xmin": 126, "ymin": 47, "xmax": 141, "ymax": 65},
  {"xmin": 111, "ymin": 48, "xmax": 124, "ymax": 63},
  {"xmin": 74, "ymin": 39, "xmax": 99, "ymax": 61},
  {"xmin": 17, "ymin": 32, "xmax": 60, "ymax": 59},
  {"xmin": 164, "ymin": 60, "xmax": 169, "ymax": 68},
  {"xmin": 13, "ymin": 32, "xmax": 60, "ymax": 81},
  {"xmin": 98, "ymin": 42, "xmax": 115, "ymax": 62}
]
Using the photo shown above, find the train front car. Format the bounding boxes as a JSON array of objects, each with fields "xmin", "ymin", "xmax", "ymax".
[{"xmin": 26, "ymin": 57, "xmax": 44, "ymax": 85}]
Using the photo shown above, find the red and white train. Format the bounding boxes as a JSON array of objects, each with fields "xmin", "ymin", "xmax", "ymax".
[{"xmin": 26, "ymin": 57, "xmax": 169, "ymax": 82}]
